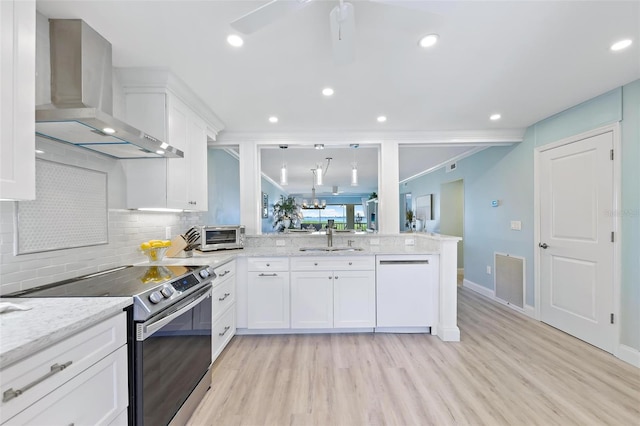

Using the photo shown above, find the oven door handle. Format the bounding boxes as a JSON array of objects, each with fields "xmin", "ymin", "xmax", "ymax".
[{"xmin": 137, "ymin": 285, "xmax": 212, "ymax": 341}]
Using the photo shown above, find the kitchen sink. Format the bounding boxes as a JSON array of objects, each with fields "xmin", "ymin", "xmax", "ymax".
[{"xmin": 299, "ymin": 247, "xmax": 364, "ymax": 252}]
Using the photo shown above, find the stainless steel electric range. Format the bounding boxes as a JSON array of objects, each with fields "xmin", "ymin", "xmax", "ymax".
[{"xmin": 7, "ymin": 265, "xmax": 216, "ymax": 426}]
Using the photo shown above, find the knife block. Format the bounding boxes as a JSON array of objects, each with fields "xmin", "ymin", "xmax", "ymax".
[{"xmin": 165, "ymin": 235, "xmax": 188, "ymax": 258}]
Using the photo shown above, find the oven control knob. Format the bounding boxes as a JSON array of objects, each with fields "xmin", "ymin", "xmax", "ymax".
[
  {"xmin": 161, "ymin": 286, "xmax": 174, "ymax": 298},
  {"xmin": 148, "ymin": 291, "xmax": 163, "ymax": 304},
  {"xmin": 199, "ymin": 269, "xmax": 210, "ymax": 278}
]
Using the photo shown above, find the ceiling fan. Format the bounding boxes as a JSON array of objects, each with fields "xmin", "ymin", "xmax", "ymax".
[{"xmin": 230, "ymin": 0, "xmax": 446, "ymax": 65}]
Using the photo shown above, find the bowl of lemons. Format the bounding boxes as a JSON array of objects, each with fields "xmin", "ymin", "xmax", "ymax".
[{"xmin": 140, "ymin": 240, "xmax": 172, "ymax": 262}]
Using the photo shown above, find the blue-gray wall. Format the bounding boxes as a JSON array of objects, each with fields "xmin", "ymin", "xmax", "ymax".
[
  {"xmin": 206, "ymin": 148, "xmax": 240, "ymax": 225},
  {"xmin": 403, "ymin": 80, "xmax": 639, "ymax": 351}
]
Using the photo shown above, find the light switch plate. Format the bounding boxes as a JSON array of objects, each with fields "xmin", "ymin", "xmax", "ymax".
[
  {"xmin": 486, "ymin": 265, "xmax": 492, "ymax": 274},
  {"xmin": 510, "ymin": 220, "xmax": 522, "ymax": 231}
]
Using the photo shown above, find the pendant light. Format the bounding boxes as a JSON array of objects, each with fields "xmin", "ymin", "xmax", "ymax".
[
  {"xmin": 350, "ymin": 144, "xmax": 359, "ymax": 186},
  {"xmin": 316, "ymin": 164, "xmax": 323, "ymax": 186},
  {"xmin": 279, "ymin": 145, "xmax": 288, "ymax": 185}
]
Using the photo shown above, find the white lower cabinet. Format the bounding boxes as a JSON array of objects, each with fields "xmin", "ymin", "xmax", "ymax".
[
  {"xmin": 289, "ymin": 257, "xmax": 376, "ymax": 329},
  {"xmin": 290, "ymin": 272, "xmax": 333, "ymax": 328},
  {"xmin": 247, "ymin": 258, "xmax": 290, "ymax": 329},
  {"xmin": 7, "ymin": 346, "xmax": 128, "ymax": 426},
  {"xmin": 211, "ymin": 260, "xmax": 236, "ymax": 363},
  {"xmin": 1, "ymin": 313, "xmax": 128, "ymax": 425},
  {"xmin": 333, "ymin": 270, "xmax": 376, "ymax": 328}
]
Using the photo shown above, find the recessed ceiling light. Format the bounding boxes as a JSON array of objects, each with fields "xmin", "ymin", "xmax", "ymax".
[
  {"xmin": 314, "ymin": 144, "xmax": 324, "ymax": 150},
  {"xmin": 35, "ymin": 149, "xmax": 45, "ymax": 154},
  {"xmin": 227, "ymin": 34, "xmax": 244, "ymax": 47},
  {"xmin": 377, "ymin": 116, "xmax": 387, "ymax": 123},
  {"xmin": 268, "ymin": 116, "xmax": 278, "ymax": 123},
  {"xmin": 490, "ymin": 113, "xmax": 501, "ymax": 121},
  {"xmin": 322, "ymin": 87, "xmax": 334, "ymax": 96},
  {"xmin": 102, "ymin": 127, "xmax": 115, "ymax": 134},
  {"xmin": 156, "ymin": 150, "xmax": 165, "ymax": 155},
  {"xmin": 418, "ymin": 34, "xmax": 439, "ymax": 48},
  {"xmin": 610, "ymin": 39, "xmax": 632, "ymax": 51}
]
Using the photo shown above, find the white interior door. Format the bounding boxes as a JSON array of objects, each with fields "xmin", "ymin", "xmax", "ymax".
[{"xmin": 539, "ymin": 131, "xmax": 614, "ymax": 353}]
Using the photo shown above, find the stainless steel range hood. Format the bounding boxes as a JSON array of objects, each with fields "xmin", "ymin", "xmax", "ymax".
[{"xmin": 36, "ymin": 19, "xmax": 183, "ymax": 159}]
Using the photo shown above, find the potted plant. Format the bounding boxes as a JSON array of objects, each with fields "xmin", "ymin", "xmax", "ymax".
[
  {"xmin": 272, "ymin": 195, "xmax": 302, "ymax": 231},
  {"xmin": 405, "ymin": 209, "xmax": 414, "ymax": 230}
]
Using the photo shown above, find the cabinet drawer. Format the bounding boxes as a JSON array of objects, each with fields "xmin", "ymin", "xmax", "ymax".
[
  {"xmin": 213, "ymin": 260, "xmax": 236, "ymax": 282},
  {"xmin": 212, "ymin": 305, "xmax": 235, "ymax": 364},
  {"xmin": 6, "ymin": 346, "xmax": 128, "ymax": 426},
  {"xmin": 1, "ymin": 312, "xmax": 127, "ymax": 423},
  {"xmin": 212, "ymin": 276, "xmax": 235, "ymax": 321},
  {"xmin": 291, "ymin": 256, "xmax": 374, "ymax": 271},
  {"xmin": 247, "ymin": 257, "xmax": 289, "ymax": 272}
]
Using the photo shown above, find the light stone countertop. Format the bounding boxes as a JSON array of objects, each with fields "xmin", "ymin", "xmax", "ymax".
[
  {"xmin": 147, "ymin": 245, "xmax": 440, "ymax": 267},
  {"xmin": 0, "ymin": 297, "xmax": 131, "ymax": 368}
]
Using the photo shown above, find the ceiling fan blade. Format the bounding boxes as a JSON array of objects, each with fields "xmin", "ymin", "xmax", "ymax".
[
  {"xmin": 230, "ymin": 0, "xmax": 314, "ymax": 34},
  {"xmin": 329, "ymin": 2, "xmax": 356, "ymax": 65}
]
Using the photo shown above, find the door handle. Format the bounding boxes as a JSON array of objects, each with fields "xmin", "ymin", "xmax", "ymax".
[{"xmin": 539, "ymin": 242, "xmax": 549, "ymax": 249}]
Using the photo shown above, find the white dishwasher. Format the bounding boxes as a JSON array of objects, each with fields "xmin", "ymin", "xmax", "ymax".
[{"xmin": 376, "ymin": 254, "xmax": 437, "ymax": 330}]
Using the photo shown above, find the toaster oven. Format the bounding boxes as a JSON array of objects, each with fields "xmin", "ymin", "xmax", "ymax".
[{"xmin": 199, "ymin": 225, "xmax": 245, "ymax": 251}]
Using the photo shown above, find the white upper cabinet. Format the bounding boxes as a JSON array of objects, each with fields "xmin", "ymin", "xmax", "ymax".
[
  {"xmin": 116, "ymin": 68, "xmax": 224, "ymax": 211},
  {"xmin": 0, "ymin": 0, "xmax": 35, "ymax": 201}
]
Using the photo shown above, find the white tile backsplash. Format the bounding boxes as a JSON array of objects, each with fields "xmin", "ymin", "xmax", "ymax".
[{"xmin": 0, "ymin": 208, "xmax": 203, "ymax": 295}]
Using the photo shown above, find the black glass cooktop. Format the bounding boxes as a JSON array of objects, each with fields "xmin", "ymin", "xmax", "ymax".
[{"xmin": 6, "ymin": 265, "xmax": 203, "ymax": 298}]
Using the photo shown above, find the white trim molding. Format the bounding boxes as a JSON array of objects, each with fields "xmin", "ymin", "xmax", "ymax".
[
  {"xmin": 217, "ymin": 129, "xmax": 525, "ymax": 145},
  {"xmin": 463, "ymin": 278, "xmax": 495, "ymax": 299},
  {"xmin": 617, "ymin": 345, "xmax": 640, "ymax": 368}
]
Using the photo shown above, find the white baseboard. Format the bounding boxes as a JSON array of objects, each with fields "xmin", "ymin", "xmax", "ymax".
[
  {"xmin": 436, "ymin": 324, "xmax": 461, "ymax": 342},
  {"xmin": 236, "ymin": 327, "xmax": 374, "ymax": 335},
  {"xmin": 463, "ymin": 278, "xmax": 495, "ymax": 299},
  {"xmin": 617, "ymin": 344, "xmax": 640, "ymax": 368},
  {"xmin": 524, "ymin": 304, "xmax": 536, "ymax": 319}
]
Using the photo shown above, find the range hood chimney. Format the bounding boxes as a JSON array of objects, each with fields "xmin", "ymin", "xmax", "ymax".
[{"xmin": 36, "ymin": 19, "xmax": 183, "ymax": 159}]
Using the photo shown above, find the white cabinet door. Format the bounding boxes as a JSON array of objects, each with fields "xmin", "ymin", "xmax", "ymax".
[
  {"xmin": 290, "ymin": 271, "xmax": 333, "ymax": 329},
  {"xmin": 248, "ymin": 271, "xmax": 290, "ymax": 329},
  {"xmin": 187, "ymin": 114, "xmax": 208, "ymax": 209},
  {"xmin": 334, "ymin": 270, "xmax": 376, "ymax": 328},
  {"xmin": 166, "ymin": 95, "xmax": 190, "ymax": 210},
  {"xmin": 376, "ymin": 256, "xmax": 435, "ymax": 327},
  {"xmin": 0, "ymin": 0, "xmax": 35, "ymax": 200},
  {"xmin": 7, "ymin": 346, "xmax": 128, "ymax": 426}
]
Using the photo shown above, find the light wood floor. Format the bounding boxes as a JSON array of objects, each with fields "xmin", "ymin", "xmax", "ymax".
[{"xmin": 189, "ymin": 287, "xmax": 640, "ymax": 426}]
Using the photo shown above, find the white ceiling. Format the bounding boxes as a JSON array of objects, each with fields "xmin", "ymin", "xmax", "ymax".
[{"xmin": 36, "ymin": 0, "xmax": 639, "ymax": 189}]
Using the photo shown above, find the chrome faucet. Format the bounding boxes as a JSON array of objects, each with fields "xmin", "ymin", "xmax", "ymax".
[{"xmin": 327, "ymin": 220, "xmax": 334, "ymax": 247}]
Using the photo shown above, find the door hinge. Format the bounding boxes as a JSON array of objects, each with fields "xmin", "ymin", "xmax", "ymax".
[
  {"xmin": 610, "ymin": 313, "xmax": 614, "ymax": 324},
  {"xmin": 611, "ymin": 232, "xmax": 615, "ymax": 242},
  {"xmin": 610, "ymin": 149, "xmax": 614, "ymax": 160}
]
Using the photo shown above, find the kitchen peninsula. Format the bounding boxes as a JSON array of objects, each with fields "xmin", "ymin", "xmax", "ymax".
[{"xmin": 159, "ymin": 232, "xmax": 461, "ymax": 342}]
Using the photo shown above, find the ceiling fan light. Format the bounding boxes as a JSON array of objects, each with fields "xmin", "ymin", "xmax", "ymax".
[
  {"xmin": 419, "ymin": 34, "xmax": 439, "ymax": 48},
  {"xmin": 227, "ymin": 34, "xmax": 244, "ymax": 47}
]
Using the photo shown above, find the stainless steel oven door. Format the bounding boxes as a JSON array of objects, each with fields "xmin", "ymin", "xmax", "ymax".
[{"xmin": 134, "ymin": 285, "xmax": 212, "ymax": 426}]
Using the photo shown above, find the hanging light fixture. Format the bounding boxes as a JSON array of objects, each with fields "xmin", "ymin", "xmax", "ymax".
[
  {"xmin": 350, "ymin": 144, "xmax": 359, "ymax": 186},
  {"xmin": 315, "ymin": 157, "xmax": 332, "ymax": 186},
  {"xmin": 302, "ymin": 169, "xmax": 326, "ymax": 210},
  {"xmin": 279, "ymin": 145, "xmax": 288, "ymax": 185}
]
